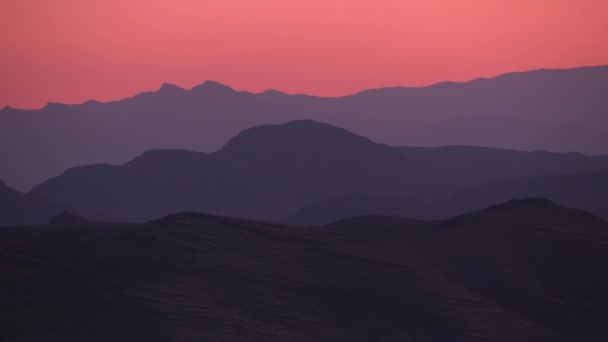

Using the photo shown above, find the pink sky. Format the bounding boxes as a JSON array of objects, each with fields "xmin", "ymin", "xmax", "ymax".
[{"xmin": 1, "ymin": 0, "xmax": 607, "ymax": 109}]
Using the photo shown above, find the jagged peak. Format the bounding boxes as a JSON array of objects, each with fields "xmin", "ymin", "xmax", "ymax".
[
  {"xmin": 43, "ymin": 102, "xmax": 68, "ymax": 110},
  {"xmin": 158, "ymin": 83, "xmax": 187, "ymax": 93},
  {"xmin": 191, "ymin": 80, "xmax": 234, "ymax": 93}
]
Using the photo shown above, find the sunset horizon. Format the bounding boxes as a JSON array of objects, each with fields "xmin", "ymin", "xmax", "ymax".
[
  {"xmin": 2, "ymin": 0, "xmax": 608, "ymax": 109},
  {"xmin": 2, "ymin": 1, "xmax": 608, "ymax": 340},
  {"xmin": 3, "ymin": 63, "xmax": 608, "ymax": 110}
]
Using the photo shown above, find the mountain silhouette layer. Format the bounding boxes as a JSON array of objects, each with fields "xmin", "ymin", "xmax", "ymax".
[
  {"xmin": 1, "ymin": 199, "xmax": 607, "ymax": 341},
  {"xmin": 442, "ymin": 170, "xmax": 608, "ymax": 219},
  {"xmin": 28, "ymin": 120, "xmax": 608, "ymax": 223},
  {"xmin": 282, "ymin": 193, "xmax": 428, "ymax": 225},
  {"xmin": 284, "ymin": 168, "xmax": 608, "ymax": 225},
  {"xmin": 0, "ymin": 179, "xmax": 63, "ymax": 226},
  {"xmin": 2, "ymin": 65, "xmax": 607, "ymax": 191}
]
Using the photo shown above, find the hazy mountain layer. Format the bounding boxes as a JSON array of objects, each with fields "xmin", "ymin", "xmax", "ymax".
[
  {"xmin": 442, "ymin": 170, "xmax": 608, "ymax": 219},
  {"xmin": 0, "ymin": 179, "xmax": 63, "ymax": 226},
  {"xmin": 2, "ymin": 65, "xmax": 607, "ymax": 191},
  {"xmin": 282, "ymin": 193, "xmax": 428, "ymax": 225},
  {"xmin": 285, "ymin": 169, "xmax": 608, "ymax": 225},
  {"xmin": 29, "ymin": 120, "xmax": 608, "ymax": 223}
]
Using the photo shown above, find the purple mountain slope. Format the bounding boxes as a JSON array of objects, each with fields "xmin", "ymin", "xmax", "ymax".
[
  {"xmin": 2, "ymin": 199, "xmax": 608, "ymax": 340},
  {"xmin": 1, "ymin": 65, "xmax": 607, "ymax": 191},
  {"xmin": 0, "ymin": 179, "xmax": 64, "ymax": 226},
  {"xmin": 284, "ymin": 169, "xmax": 608, "ymax": 226},
  {"xmin": 28, "ymin": 120, "xmax": 608, "ymax": 223},
  {"xmin": 440, "ymin": 170, "xmax": 608, "ymax": 219}
]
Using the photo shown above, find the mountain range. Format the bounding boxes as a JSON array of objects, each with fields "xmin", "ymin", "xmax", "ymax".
[
  {"xmin": 15, "ymin": 120, "xmax": 607, "ymax": 225},
  {"xmin": 2, "ymin": 199, "xmax": 607, "ymax": 341},
  {"xmin": 2, "ymin": 65, "xmax": 607, "ymax": 191},
  {"xmin": 2, "ymin": 64, "xmax": 608, "ymax": 341}
]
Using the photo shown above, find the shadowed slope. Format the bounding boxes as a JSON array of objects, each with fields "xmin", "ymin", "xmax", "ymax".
[
  {"xmin": 0, "ymin": 179, "xmax": 63, "ymax": 226},
  {"xmin": 397, "ymin": 145, "xmax": 608, "ymax": 186},
  {"xmin": 282, "ymin": 193, "xmax": 427, "ymax": 225},
  {"xmin": 285, "ymin": 169, "xmax": 608, "ymax": 225},
  {"xmin": 1, "ymin": 199, "xmax": 607, "ymax": 341},
  {"xmin": 29, "ymin": 121, "xmax": 424, "ymax": 222},
  {"xmin": 443, "ymin": 170, "xmax": 608, "ymax": 219},
  {"xmin": 29, "ymin": 120, "xmax": 608, "ymax": 223},
  {"xmin": 214, "ymin": 120, "xmax": 423, "ymax": 203}
]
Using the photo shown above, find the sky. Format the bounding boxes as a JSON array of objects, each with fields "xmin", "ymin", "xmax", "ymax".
[{"xmin": 1, "ymin": 0, "xmax": 607, "ymax": 109}]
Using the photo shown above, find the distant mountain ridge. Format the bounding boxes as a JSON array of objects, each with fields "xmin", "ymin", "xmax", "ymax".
[
  {"xmin": 28, "ymin": 120, "xmax": 608, "ymax": 223},
  {"xmin": 2, "ymin": 65, "xmax": 608, "ymax": 191}
]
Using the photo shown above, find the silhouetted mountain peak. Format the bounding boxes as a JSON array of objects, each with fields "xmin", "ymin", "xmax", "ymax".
[
  {"xmin": 191, "ymin": 80, "xmax": 234, "ymax": 93},
  {"xmin": 262, "ymin": 89, "xmax": 286, "ymax": 96},
  {"xmin": 482, "ymin": 198, "xmax": 566, "ymax": 214},
  {"xmin": 43, "ymin": 102, "xmax": 68, "ymax": 110},
  {"xmin": 279, "ymin": 119, "xmax": 356, "ymax": 132},
  {"xmin": 480, "ymin": 198, "xmax": 601, "ymax": 222},
  {"xmin": 158, "ymin": 83, "xmax": 187, "ymax": 94},
  {"xmin": 49, "ymin": 212, "xmax": 93, "ymax": 226},
  {"xmin": 217, "ymin": 120, "xmax": 374, "ymax": 158},
  {"xmin": 501, "ymin": 198, "xmax": 559, "ymax": 208}
]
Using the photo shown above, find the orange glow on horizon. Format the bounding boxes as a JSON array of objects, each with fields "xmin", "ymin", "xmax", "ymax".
[{"xmin": 1, "ymin": 0, "xmax": 607, "ymax": 109}]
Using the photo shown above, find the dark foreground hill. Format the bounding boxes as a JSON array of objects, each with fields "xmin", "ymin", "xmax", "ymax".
[
  {"xmin": 2, "ymin": 65, "xmax": 608, "ymax": 191},
  {"xmin": 1, "ymin": 199, "xmax": 607, "ymax": 341},
  {"xmin": 0, "ymin": 179, "xmax": 63, "ymax": 226},
  {"xmin": 285, "ymin": 170, "xmax": 608, "ymax": 225},
  {"xmin": 28, "ymin": 120, "xmax": 608, "ymax": 223},
  {"xmin": 443, "ymin": 170, "xmax": 608, "ymax": 219},
  {"xmin": 282, "ymin": 193, "xmax": 428, "ymax": 225}
]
